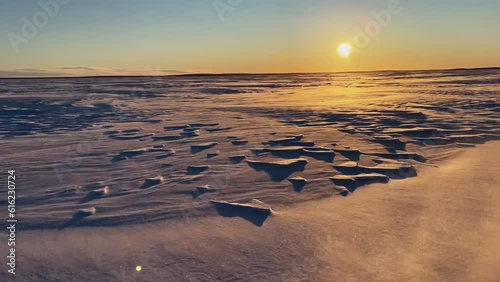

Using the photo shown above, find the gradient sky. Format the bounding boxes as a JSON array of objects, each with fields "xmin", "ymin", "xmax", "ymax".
[{"xmin": 1, "ymin": 0, "xmax": 499, "ymax": 77}]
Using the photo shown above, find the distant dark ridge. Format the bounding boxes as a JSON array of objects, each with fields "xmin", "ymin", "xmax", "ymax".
[{"xmin": 0, "ymin": 66, "xmax": 498, "ymax": 80}]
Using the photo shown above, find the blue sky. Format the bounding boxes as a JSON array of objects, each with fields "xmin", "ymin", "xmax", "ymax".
[{"xmin": 1, "ymin": 0, "xmax": 499, "ymax": 77}]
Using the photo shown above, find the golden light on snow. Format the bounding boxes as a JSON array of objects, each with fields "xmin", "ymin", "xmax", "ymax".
[{"xmin": 337, "ymin": 42, "xmax": 352, "ymax": 58}]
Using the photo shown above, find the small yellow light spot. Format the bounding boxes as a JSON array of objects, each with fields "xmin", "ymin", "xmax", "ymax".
[
  {"xmin": 136, "ymin": 265, "xmax": 142, "ymax": 272},
  {"xmin": 337, "ymin": 42, "xmax": 352, "ymax": 58}
]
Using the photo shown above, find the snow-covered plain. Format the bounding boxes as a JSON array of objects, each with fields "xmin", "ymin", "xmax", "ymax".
[{"xmin": 0, "ymin": 68, "xmax": 499, "ymax": 281}]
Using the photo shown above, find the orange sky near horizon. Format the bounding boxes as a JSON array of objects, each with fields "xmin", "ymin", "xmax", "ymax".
[{"xmin": 1, "ymin": 0, "xmax": 499, "ymax": 77}]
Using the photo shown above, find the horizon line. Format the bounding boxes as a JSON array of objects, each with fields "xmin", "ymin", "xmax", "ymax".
[{"xmin": 1, "ymin": 66, "xmax": 499, "ymax": 80}]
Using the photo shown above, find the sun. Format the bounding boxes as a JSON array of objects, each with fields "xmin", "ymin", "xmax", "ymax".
[{"xmin": 337, "ymin": 42, "xmax": 352, "ymax": 58}]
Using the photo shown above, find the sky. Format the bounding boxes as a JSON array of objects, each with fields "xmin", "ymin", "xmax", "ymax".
[{"xmin": 0, "ymin": 0, "xmax": 499, "ymax": 77}]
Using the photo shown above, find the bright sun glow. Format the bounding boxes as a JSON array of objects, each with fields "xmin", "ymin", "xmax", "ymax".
[{"xmin": 337, "ymin": 43, "xmax": 352, "ymax": 58}]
